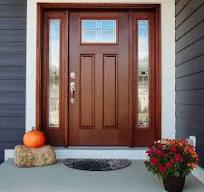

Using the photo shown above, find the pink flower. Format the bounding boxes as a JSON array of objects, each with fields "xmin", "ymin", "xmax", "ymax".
[{"xmin": 146, "ymin": 147, "xmax": 154, "ymax": 155}]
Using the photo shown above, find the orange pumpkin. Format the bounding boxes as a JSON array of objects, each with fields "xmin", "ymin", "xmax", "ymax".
[{"xmin": 23, "ymin": 130, "xmax": 46, "ymax": 148}]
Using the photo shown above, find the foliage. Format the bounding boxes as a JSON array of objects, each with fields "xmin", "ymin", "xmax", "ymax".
[{"xmin": 145, "ymin": 139, "xmax": 199, "ymax": 180}]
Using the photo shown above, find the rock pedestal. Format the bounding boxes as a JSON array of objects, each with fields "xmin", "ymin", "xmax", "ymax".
[{"xmin": 15, "ymin": 145, "xmax": 56, "ymax": 167}]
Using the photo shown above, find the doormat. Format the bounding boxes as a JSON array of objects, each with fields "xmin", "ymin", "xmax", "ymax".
[{"xmin": 63, "ymin": 159, "xmax": 131, "ymax": 171}]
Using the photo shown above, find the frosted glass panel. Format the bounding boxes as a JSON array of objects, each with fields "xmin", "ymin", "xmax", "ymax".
[
  {"xmin": 138, "ymin": 20, "xmax": 149, "ymax": 128},
  {"xmin": 49, "ymin": 19, "xmax": 60, "ymax": 127},
  {"xmin": 81, "ymin": 20, "xmax": 116, "ymax": 43}
]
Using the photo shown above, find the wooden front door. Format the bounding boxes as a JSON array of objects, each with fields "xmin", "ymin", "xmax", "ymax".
[
  {"xmin": 69, "ymin": 12, "xmax": 131, "ymax": 146},
  {"xmin": 38, "ymin": 5, "xmax": 161, "ymax": 147}
]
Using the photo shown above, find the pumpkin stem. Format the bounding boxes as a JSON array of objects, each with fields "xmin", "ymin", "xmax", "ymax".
[{"xmin": 32, "ymin": 126, "xmax": 35, "ymax": 131}]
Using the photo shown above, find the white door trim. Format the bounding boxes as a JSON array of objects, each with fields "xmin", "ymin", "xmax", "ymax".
[{"xmin": 26, "ymin": 0, "xmax": 175, "ymax": 139}]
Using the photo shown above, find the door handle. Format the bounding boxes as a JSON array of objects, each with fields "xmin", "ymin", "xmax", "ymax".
[{"xmin": 70, "ymin": 82, "xmax": 75, "ymax": 103}]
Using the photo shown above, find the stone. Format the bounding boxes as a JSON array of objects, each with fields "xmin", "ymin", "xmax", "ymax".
[{"xmin": 14, "ymin": 145, "xmax": 56, "ymax": 167}]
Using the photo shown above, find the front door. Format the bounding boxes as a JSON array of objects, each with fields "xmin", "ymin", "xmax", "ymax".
[
  {"xmin": 39, "ymin": 6, "xmax": 161, "ymax": 147},
  {"xmin": 69, "ymin": 12, "xmax": 131, "ymax": 146}
]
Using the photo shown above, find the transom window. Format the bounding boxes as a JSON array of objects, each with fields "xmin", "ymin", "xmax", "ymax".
[{"xmin": 81, "ymin": 19, "xmax": 117, "ymax": 44}]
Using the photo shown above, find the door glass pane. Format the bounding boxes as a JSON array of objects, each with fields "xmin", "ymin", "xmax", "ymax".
[
  {"xmin": 138, "ymin": 20, "xmax": 149, "ymax": 128},
  {"xmin": 49, "ymin": 19, "xmax": 60, "ymax": 127},
  {"xmin": 81, "ymin": 20, "xmax": 117, "ymax": 43}
]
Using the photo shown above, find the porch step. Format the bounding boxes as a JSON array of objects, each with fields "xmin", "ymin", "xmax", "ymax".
[{"xmin": 4, "ymin": 147, "xmax": 147, "ymax": 161}]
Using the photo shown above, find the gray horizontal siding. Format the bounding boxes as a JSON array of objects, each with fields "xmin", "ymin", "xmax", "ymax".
[
  {"xmin": 176, "ymin": 37, "xmax": 204, "ymax": 65},
  {"xmin": 176, "ymin": 72, "xmax": 204, "ymax": 90},
  {"xmin": 176, "ymin": 90, "xmax": 204, "ymax": 105},
  {"xmin": 0, "ymin": 80, "xmax": 25, "ymax": 91},
  {"xmin": 0, "ymin": 117, "xmax": 25, "ymax": 129},
  {"xmin": 0, "ymin": 55, "xmax": 25, "ymax": 67},
  {"xmin": 0, "ymin": 67, "xmax": 25, "ymax": 80},
  {"xmin": 0, "ymin": 92, "xmax": 25, "ymax": 104},
  {"xmin": 175, "ymin": 0, "xmax": 191, "ymax": 16},
  {"xmin": 0, "ymin": 30, "xmax": 26, "ymax": 42},
  {"xmin": 0, "ymin": 0, "xmax": 26, "ymax": 164},
  {"xmin": 176, "ymin": 18, "xmax": 204, "ymax": 53},
  {"xmin": 0, "ymin": 5, "xmax": 26, "ymax": 17},
  {"xmin": 0, "ymin": 42, "xmax": 26, "ymax": 55},
  {"xmin": 176, "ymin": 104, "xmax": 204, "ymax": 123},
  {"xmin": 0, "ymin": 0, "xmax": 26, "ymax": 5},
  {"xmin": 176, "ymin": 3, "xmax": 204, "ymax": 40},
  {"xmin": 0, "ymin": 18, "xmax": 26, "ymax": 29},
  {"xmin": 176, "ymin": 55, "xmax": 204, "ymax": 78},
  {"xmin": 176, "ymin": 0, "xmax": 204, "ymax": 168},
  {"xmin": 0, "ymin": 130, "xmax": 24, "ymax": 142},
  {"xmin": 0, "ymin": 104, "xmax": 25, "ymax": 117},
  {"xmin": 176, "ymin": 0, "xmax": 204, "ymax": 28}
]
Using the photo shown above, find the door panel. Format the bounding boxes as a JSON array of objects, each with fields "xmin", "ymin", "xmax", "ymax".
[
  {"xmin": 103, "ymin": 55, "xmax": 117, "ymax": 129},
  {"xmin": 69, "ymin": 12, "xmax": 131, "ymax": 146},
  {"xmin": 80, "ymin": 55, "xmax": 95, "ymax": 129}
]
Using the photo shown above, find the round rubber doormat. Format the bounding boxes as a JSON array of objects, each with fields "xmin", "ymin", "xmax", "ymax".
[{"xmin": 63, "ymin": 159, "xmax": 131, "ymax": 171}]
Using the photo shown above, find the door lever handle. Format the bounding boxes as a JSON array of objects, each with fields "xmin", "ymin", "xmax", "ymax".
[{"xmin": 70, "ymin": 82, "xmax": 75, "ymax": 103}]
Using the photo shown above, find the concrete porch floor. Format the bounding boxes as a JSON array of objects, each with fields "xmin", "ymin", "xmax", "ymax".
[{"xmin": 0, "ymin": 160, "xmax": 204, "ymax": 192}]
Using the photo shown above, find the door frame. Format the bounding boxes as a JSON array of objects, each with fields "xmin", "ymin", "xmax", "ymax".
[{"xmin": 36, "ymin": 3, "xmax": 161, "ymax": 147}]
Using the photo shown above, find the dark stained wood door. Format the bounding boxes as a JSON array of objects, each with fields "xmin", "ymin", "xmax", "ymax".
[
  {"xmin": 38, "ymin": 6, "xmax": 161, "ymax": 147},
  {"xmin": 69, "ymin": 12, "xmax": 131, "ymax": 146}
]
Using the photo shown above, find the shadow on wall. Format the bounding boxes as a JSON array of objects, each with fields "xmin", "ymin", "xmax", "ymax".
[{"xmin": 0, "ymin": 152, "xmax": 4, "ymax": 164}]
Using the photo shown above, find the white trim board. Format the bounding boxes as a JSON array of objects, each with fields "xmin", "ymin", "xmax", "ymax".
[
  {"xmin": 192, "ymin": 166, "xmax": 204, "ymax": 184},
  {"xmin": 26, "ymin": 0, "xmax": 176, "ymax": 139},
  {"xmin": 5, "ymin": 148, "xmax": 148, "ymax": 161}
]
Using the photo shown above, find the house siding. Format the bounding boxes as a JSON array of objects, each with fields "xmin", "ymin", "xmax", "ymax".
[
  {"xmin": 175, "ymin": 0, "xmax": 204, "ymax": 167},
  {"xmin": 0, "ymin": 0, "xmax": 26, "ymax": 163}
]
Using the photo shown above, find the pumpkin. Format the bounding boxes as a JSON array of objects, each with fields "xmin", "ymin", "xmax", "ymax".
[{"xmin": 23, "ymin": 130, "xmax": 46, "ymax": 148}]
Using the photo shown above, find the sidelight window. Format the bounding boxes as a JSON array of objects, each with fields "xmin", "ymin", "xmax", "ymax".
[
  {"xmin": 137, "ymin": 20, "xmax": 149, "ymax": 128},
  {"xmin": 48, "ymin": 19, "xmax": 60, "ymax": 127}
]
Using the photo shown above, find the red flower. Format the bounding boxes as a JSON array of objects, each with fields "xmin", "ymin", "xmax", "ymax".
[
  {"xmin": 175, "ymin": 154, "xmax": 183, "ymax": 162},
  {"xmin": 165, "ymin": 162, "xmax": 172, "ymax": 168},
  {"xmin": 145, "ymin": 139, "xmax": 199, "ymax": 180},
  {"xmin": 158, "ymin": 166, "xmax": 166, "ymax": 173},
  {"xmin": 156, "ymin": 149, "xmax": 163, "ymax": 156},
  {"xmin": 170, "ymin": 146, "xmax": 177, "ymax": 153},
  {"xmin": 157, "ymin": 143, "xmax": 163, "ymax": 149},
  {"xmin": 170, "ymin": 159, "xmax": 175, "ymax": 164},
  {"xmin": 150, "ymin": 158, "xmax": 158, "ymax": 165}
]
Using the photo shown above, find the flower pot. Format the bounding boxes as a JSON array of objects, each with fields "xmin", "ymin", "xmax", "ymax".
[{"xmin": 163, "ymin": 176, "xmax": 185, "ymax": 192}]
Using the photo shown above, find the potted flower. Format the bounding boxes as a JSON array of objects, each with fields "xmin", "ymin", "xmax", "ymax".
[{"xmin": 145, "ymin": 139, "xmax": 199, "ymax": 192}]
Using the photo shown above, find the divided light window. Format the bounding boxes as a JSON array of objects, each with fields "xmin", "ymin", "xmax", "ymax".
[{"xmin": 81, "ymin": 19, "xmax": 117, "ymax": 44}]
